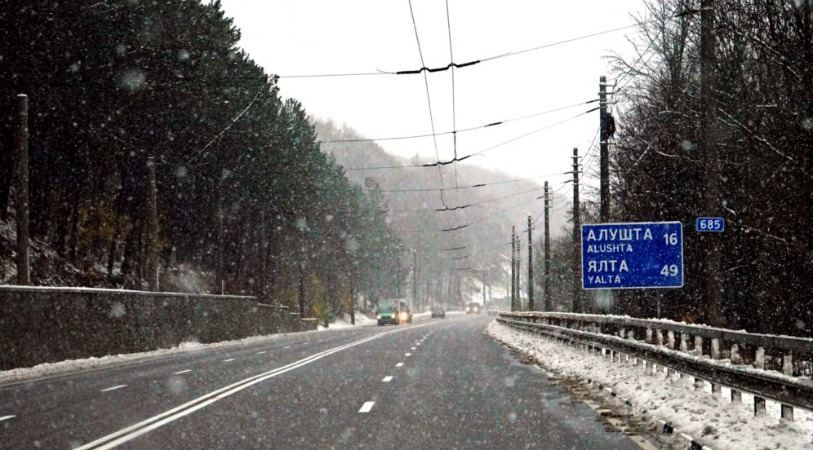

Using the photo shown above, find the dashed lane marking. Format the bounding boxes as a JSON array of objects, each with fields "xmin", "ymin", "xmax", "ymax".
[
  {"xmin": 256, "ymin": 351, "xmax": 267, "ymax": 355},
  {"xmin": 101, "ymin": 385, "xmax": 127, "ymax": 393},
  {"xmin": 0, "ymin": 415, "xmax": 15, "ymax": 422},
  {"xmin": 382, "ymin": 376, "xmax": 393, "ymax": 383},
  {"xmin": 405, "ymin": 353, "xmax": 411, "ymax": 357},
  {"xmin": 75, "ymin": 322, "xmax": 434, "ymax": 450},
  {"xmin": 222, "ymin": 358, "xmax": 235, "ymax": 363},
  {"xmin": 358, "ymin": 402, "xmax": 375, "ymax": 413},
  {"xmin": 396, "ymin": 362, "xmax": 404, "ymax": 367},
  {"xmin": 173, "ymin": 370, "xmax": 192, "ymax": 375}
]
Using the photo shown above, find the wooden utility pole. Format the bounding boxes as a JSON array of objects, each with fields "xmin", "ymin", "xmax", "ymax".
[
  {"xmin": 510, "ymin": 226, "xmax": 516, "ymax": 311},
  {"xmin": 145, "ymin": 157, "xmax": 159, "ymax": 291},
  {"xmin": 527, "ymin": 215, "xmax": 534, "ymax": 311},
  {"xmin": 15, "ymin": 94, "xmax": 30, "ymax": 285},
  {"xmin": 572, "ymin": 148, "xmax": 581, "ymax": 313},
  {"xmin": 544, "ymin": 181, "xmax": 551, "ymax": 311},
  {"xmin": 701, "ymin": 0, "xmax": 723, "ymax": 326}
]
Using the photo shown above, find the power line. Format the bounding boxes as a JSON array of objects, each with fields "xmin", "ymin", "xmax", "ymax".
[
  {"xmin": 466, "ymin": 108, "xmax": 596, "ymax": 158},
  {"xmin": 407, "ymin": 0, "xmax": 448, "ymax": 210},
  {"xmin": 342, "ymin": 108, "xmax": 593, "ymax": 171},
  {"xmin": 279, "ymin": 23, "xmax": 639, "ymax": 79},
  {"xmin": 319, "ymin": 100, "xmax": 595, "ymax": 144}
]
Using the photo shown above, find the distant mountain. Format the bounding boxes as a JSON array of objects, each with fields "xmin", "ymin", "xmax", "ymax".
[{"xmin": 316, "ymin": 120, "xmax": 569, "ymax": 303}]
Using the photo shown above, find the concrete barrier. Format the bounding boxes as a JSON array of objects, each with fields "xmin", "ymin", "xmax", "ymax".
[{"xmin": 0, "ymin": 285, "xmax": 317, "ymax": 370}]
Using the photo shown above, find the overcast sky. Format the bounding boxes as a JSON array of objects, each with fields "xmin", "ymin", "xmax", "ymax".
[{"xmin": 219, "ymin": 0, "xmax": 648, "ymax": 192}]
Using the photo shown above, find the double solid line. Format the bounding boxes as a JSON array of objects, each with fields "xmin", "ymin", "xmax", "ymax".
[{"xmin": 77, "ymin": 325, "xmax": 421, "ymax": 449}]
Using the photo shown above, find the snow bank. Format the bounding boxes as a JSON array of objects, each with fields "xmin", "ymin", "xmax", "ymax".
[
  {"xmin": 0, "ymin": 330, "xmax": 318, "ymax": 386},
  {"xmin": 317, "ymin": 311, "xmax": 377, "ymax": 330},
  {"xmin": 487, "ymin": 321, "xmax": 813, "ymax": 450}
]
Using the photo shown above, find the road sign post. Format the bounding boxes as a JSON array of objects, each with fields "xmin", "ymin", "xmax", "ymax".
[{"xmin": 581, "ymin": 222, "xmax": 684, "ymax": 290}]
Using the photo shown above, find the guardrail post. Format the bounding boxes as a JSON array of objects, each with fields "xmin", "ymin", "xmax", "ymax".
[
  {"xmin": 780, "ymin": 404, "xmax": 794, "ymax": 422},
  {"xmin": 680, "ymin": 333, "xmax": 689, "ymax": 352},
  {"xmin": 711, "ymin": 383, "xmax": 721, "ymax": 395},
  {"xmin": 655, "ymin": 329, "xmax": 663, "ymax": 346},
  {"xmin": 667, "ymin": 330, "xmax": 675, "ymax": 349},
  {"xmin": 646, "ymin": 327, "xmax": 653, "ymax": 343},
  {"xmin": 731, "ymin": 343, "xmax": 742, "ymax": 364},
  {"xmin": 754, "ymin": 396, "xmax": 766, "ymax": 416},
  {"xmin": 694, "ymin": 336, "xmax": 704, "ymax": 355},
  {"xmin": 731, "ymin": 390, "xmax": 742, "ymax": 403},
  {"xmin": 754, "ymin": 347, "xmax": 765, "ymax": 370},
  {"xmin": 782, "ymin": 351, "xmax": 793, "ymax": 376},
  {"xmin": 619, "ymin": 327, "xmax": 625, "ymax": 338},
  {"xmin": 711, "ymin": 338, "xmax": 720, "ymax": 359}
]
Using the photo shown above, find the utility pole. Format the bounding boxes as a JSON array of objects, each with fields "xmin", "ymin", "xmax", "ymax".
[
  {"xmin": 510, "ymin": 226, "xmax": 516, "ymax": 311},
  {"xmin": 412, "ymin": 249, "xmax": 418, "ymax": 311},
  {"xmin": 216, "ymin": 179, "xmax": 225, "ymax": 294},
  {"xmin": 527, "ymin": 215, "xmax": 534, "ymax": 311},
  {"xmin": 482, "ymin": 269, "xmax": 487, "ymax": 306},
  {"xmin": 701, "ymin": 0, "xmax": 723, "ymax": 326},
  {"xmin": 599, "ymin": 75, "xmax": 614, "ymax": 313},
  {"xmin": 515, "ymin": 234, "xmax": 521, "ymax": 310},
  {"xmin": 599, "ymin": 75, "xmax": 610, "ymax": 221},
  {"xmin": 396, "ymin": 250, "xmax": 402, "ymax": 298},
  {"xmin": 544, "ymin": 181, "xmax": 551, "ymax": 311},
  {"xmin": 15, "ymin": 94, "xmax": 30, "ymax": 285},
  {"xmin": 572, "ymin": 148, "xmax": 582, "ymax": 313},
  {"xmin": 145, "ymin": 157, "xmax": 159, "ymax": 291}
]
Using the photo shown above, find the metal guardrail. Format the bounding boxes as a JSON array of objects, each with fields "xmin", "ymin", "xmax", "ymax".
[{"xmin": 498, "ymin": 312, "xmax": 813, "ymax": 419}]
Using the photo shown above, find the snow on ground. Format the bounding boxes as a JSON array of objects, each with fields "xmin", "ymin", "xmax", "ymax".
[
  {"xmin": 0, "ymin": 329, "xmax": 322, "ymax": 386},
  {"xmin": 487, "ymin": 320, "xmax": 813, "ymax": 450},
  {"xmin": 317, "ymin": 311, "xmax": 377, "ymax": 330}
]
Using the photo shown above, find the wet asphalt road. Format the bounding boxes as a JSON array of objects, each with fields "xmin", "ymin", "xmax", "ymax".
[{"xmin": 0, "ymin": 315, "xmax": 640, "ymax": 449}]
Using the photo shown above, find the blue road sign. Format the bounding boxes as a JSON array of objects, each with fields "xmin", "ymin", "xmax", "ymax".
[
  {"xmin": 581, "ymin": 222, "xmax": 683, "ymax": 290},
  {"xmin": 695, "ymin": 217, "xmax": 725, "ymax": 233}
]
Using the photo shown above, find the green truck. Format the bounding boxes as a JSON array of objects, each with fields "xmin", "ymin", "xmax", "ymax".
[{"xmin": 376, "ymin": 298, "xmax": 412, "ymax": 326}]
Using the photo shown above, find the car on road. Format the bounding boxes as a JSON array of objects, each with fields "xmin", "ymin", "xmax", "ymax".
[
  {"xmin": 431, "ymin": 305, "xmax": 446, "ymax": 318},
  {"xmin": 487, "ymin": 305, "xmax": 499, "ymax": 316},
  {"xmin": 377, "ymin": 299, "xmax": 412, "ymax": 325},
  {"xmin": 464, "ymin": 302, "xmax": 481, "ymax": 314}
]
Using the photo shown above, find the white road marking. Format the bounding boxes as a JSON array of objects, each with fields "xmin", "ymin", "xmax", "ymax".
[
  {"xmin": 283, "ymin": 346, "xmax": 291, "ymax": 349},
  {"xmin": 101, "ymin": 385, "xmax": 127, "ymax": 393},
  {"xmin": 410, "ymin": 347, "xmax": 416, "ymax": 350},
  {"xmin": 358, "ymin": 401, "xmax": 375, "ymax": 413},
  {"xmin": 396, "ymin": 362, "xmax": 404, "ymax": 367},
  {"xmin": 256, "ymin": 351, "xmax": 266, "ymax": 355},
  {"xmin": 75, "ymin": 323, "xmax": 433, "ymax": 450},
  {"xmin": 405, "ymin": 353, "xmax": 411, "ymax": 357},
  {"xmin": 173, "ymin": 370, "xmax": 192, "ymax": 375},
  {"xmin": 222, "ymin": 358, "xmax": 235, "ymax": 362},
  {"xmin": 0, "ymin": 415, "xmax": 15, "ymax": 422},
  {"xmin": 382, "ymin": 376, "xmax": 393, "ymax": 383}
]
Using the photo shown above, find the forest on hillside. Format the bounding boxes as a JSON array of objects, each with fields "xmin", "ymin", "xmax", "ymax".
[{"xmin": 0, "ymin": 1, "xmax": 403, "ymax": 322}]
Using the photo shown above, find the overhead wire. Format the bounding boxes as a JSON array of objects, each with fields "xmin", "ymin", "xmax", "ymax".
[
  {"xmin": 318, "ymin": 99, "xmax": 594, "ymax": 144},
  {"xmin": 278, "ymin": 22, "xmax": 640, "ymax": 79},
  {"xmin": 407, "ymin": 0, "xmax": 449, "ymax": 210}
]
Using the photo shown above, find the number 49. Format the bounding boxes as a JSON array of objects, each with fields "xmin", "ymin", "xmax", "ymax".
[{"xmin": 660, "ymin": 265, "xmax": 679, "ymax": 276}]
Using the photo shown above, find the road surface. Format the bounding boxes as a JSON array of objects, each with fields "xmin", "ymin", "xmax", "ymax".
[{"xmin": 0, "ymin": 315, "xmax": 642, "ymax": 449}]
